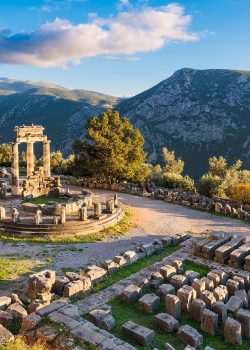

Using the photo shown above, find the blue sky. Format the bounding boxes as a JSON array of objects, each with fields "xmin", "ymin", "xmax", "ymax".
[{"xmin": 0, "ymin": 0, "xmax": 249, "ymax": 96}]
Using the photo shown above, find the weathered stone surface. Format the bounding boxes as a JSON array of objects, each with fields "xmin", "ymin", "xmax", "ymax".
[
  {"xmin": 201, "ymin": 309, "xmax": 218, "ymax": 335},
  {"xmin": 121, "ymin": 285, "xmax": 141, "ymax": 304},
  {"xmin": 232, "ymin": 276, "xmax": 245, "ymax": 289},
  {"xmin": 211, "ymin": 301, "xmax": 227, "ymax": 324},
  {"xmin": 165, "ymin": 294, "xmax": 181, "ymax": 319},
  {"xmin": 60, "ymin": 304, "xmax": 79, "ymax": 318},
  {"xmin": 200, "ymin": 277, "xmax": 214, "ymax": 291},
  {"xmin": 150, "ymin": 272, "xmax": 164, "ymax": 288},
  {"xmin": 177, "ymin": 325, "xmax": 203, "ymax": 348},
  {"xmin": 102, "ymin": 260, "xmax": 119, "ymax": 273},
  {"xmin": 0, "ymin": 311, "xmax": 12, "ymax": 327},
  {"xmin": 0, "ymin": 324, "xmax": 14, "ymax": 344},
  {"xmin": 226, "ymin": 296, "xmax": 243, "ymax": 313},
  {"xmin": 207, "ymin": 272, "xmax": 220, "ymax": 287},
  {"xmin": 121, "ymin": 321, "xmax": 154, "ymax": 346},
  {"xmin": 36, "ymin": 301, "xmax": 67, "ymax": 317},
  {"xmin": 113, "ymin": 255, "xmax": 127, "ymax": 267},
  {"xmin": 200, "ymin": 290, "xmax": 216, "ymax": 308},
  {"xmin": 48, "ymin": 311, "xmax": 81, "ymax": 330},
  {"xmin": 232, "ymin": 271, "xmax": 250, "ymax": 290},
  {"xmin": 185, "ymin": 271, "xmax": 200, "ymax": 284},
  {"xmin": 28, "ymin": 270, "xmax": 56, "ymax": 294},
  {"xmin": 0, "ymin": 297, "xmax": 11, "ymax": 311},
  {"xmin": 214, "ymin": 238, "xmax": 245, "ymax": 264},
  {"xmin": 213, "ymin": 285, "xmax": 228, "ymax": 303},
  {"xmin": 154, "ymin": 313, "xmax": 179, "ymax": 332},
  {"xmin": 177, "ymin": 286, "xmax": 195, "ymax": 311},
  {"xmin": 191, "ymin": 279, "xmax": 206, "ymax": 298},
  {"xmin": 53, "ymin": 276, "xmax": 70, "ymax": 295},
  {"xmin": 229, "ymin": 243, "xmax": 250, "ymax": 267},
  {"xmin": 234, "ymin": 289, "xmax": 249, "ymax": 308},
  {"xmin": 65, "ymin": 272, "xmax": 79, "ymax": 281},
  {"xmin": 88, "ymin": 305, "xmax": 115, "ymax": 331},
  {"xmin": 236, "ymin": 308, "xmax": 250, "ymax": 338},
  {"xmin": 190, "ymin": 299, "xmax": 206, "ymax": 323},
  {"xmin": 86, "ymin": 265, "xmax": 107, "ymax": 284},
  {"xmin": 80, "ymin": 276, "xmax": 92, "ymax": 294},
  {"xmin": 139, "ymin": 293, "xmax": 160, "ymax": 313},
  {"xmin": 202, "ymin": 236, "xmax": 232, "ymax": 259},
  {"xmin": 70, "ymin": 322, "xmax": 107, "ymax": 345},
  {"xmin": 140, "ymin": 244, "xmax": 155, "ymax": 256},
  {"xmin": 62, "ymin": 280, "xmax": 84, "ymax": 298},
  {"xmin": 210, "ymin": 269, "xmax": 228, "ymax": 284},
  {"xmin": 161, "ymin": 237, "xmax": 173, "ymax": 246},
  {"xmin": 224, "ymin": 317, "xmax": 242, "ymax": 345},
  {"xmin": 123, "ymin": 251, "xmax": 138, "ymax": 262},
  {"xmin": 226, "ymin": 279, "xmax": 240, "ymax": 296},
  {"xmin": 157, "ymin": 284, "xmax": 175, "ymax": 301},
  {"xmin": 37, "ymin": 325, "xmax": 59, "ymax": 342},
  {"xmin": 6, "ymin": 302, "xmax": 27, "ymax": 320},
  {"xmin": 171, "ymin": 260, "xmax": 183, "ymax": 273},
  {"xmin": 170, "ymin": 275, "xmax": 188, "ymax": 290},
  {"xmin": 160, "ymin": 265, "xmax": 176, "ymax": 281},
  {"xmin": 21, "ymin": 312, "xmax": 41, "ymax": 331}
]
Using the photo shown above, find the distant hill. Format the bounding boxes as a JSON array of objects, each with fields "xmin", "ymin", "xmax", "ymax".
[
  {"xmin": 117, "ymin": 68, "xmax": 250, "ymax": 179},
  {"xmin": 0, "ymin": 70, "xmax": 250, "ymax": 179},
  {"xmin": 0, "ymin": 79, "xmax": 119, "ymax": 155}
]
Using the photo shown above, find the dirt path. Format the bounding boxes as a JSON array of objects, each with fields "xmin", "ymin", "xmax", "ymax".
[{"xmin": 0, "ymin": 187, "xmax": 249, "ymax": 289}]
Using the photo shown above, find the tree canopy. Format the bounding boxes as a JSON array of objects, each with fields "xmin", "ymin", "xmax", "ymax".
[
  {"xmin": 0, "ymin": 143, "xmax": 12, "ymax": 166},
  {"xmin": 73, "ymin": 110, "xmax": 147, "ymax": 181}
]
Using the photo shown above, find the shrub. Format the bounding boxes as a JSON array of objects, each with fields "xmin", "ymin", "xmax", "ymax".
[
  {"xmin": 229, "ymin": 183, "xmax": 250, "ymax": 204},
  {"xmin": 2, "ymin": 337, "xmax": 46, "ymax": 350}
]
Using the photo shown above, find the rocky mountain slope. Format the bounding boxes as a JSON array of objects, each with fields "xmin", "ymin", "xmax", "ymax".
[
  {"xmin": 0, "ymin": 79, "xmax": 118, "ymax": 155},
  {"xmin": 0, "ymin": 70, "xmax": 250, "ymax": 179},
  {"xmin": 117, "ymin": 68, "xmax": 250, "ymax": 179}
]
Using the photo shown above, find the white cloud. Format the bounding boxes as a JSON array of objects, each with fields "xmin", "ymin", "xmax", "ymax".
[{"xmin": 0, "ymin": 3, "xmax": 199, "ymax": 68}]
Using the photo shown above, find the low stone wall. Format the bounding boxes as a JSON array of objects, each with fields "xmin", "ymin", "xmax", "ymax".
[{"xmin": 61, "ymin": 176, "xmax": 250, "ymax": 222}]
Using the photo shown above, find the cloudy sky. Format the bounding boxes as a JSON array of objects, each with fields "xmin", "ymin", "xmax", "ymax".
[{"xmin": 0, "ymin": 0, "xmax": 249, "ymax": 95}]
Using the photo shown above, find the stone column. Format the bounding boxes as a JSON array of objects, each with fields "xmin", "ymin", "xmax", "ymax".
[
  {"xmin": 26, "ymin": 142, "xmax": 35, "ymax": 177},
  {"xmin": 43, "ymin": 140, "xmax": 51, "ymax": 177},
  {"xmin": 11, "ymin": 142, "xmax": 20, "ymax": 195}
]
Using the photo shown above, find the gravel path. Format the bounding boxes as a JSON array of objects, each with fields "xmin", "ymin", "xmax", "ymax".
[{"xmin": 0, "ymin": 187, "xmax": 249, "ymax": 277}]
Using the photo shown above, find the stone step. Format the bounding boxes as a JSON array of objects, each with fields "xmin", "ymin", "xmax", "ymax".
[
  {"xmin": 214, "ymin": 237, "xmax": 245, "ymax": 264},
  {"xmin": 229, "ymin": 243, "xmax": 250, "ymax": 267}
]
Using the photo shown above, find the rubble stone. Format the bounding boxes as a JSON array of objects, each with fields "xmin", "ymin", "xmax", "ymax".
[
  {"xmin": 0, "ymin": 324, "xmax": 14, "ymax": 344},
  {"xmin": 21, "ymin": 312, "xmax": 41, "ymax": 331},
  {"xmin": 6, "ymin": 302, "xmax": 27, "ymax": 320},
  {"xmin": 85, "ymin": 265, "xmax": 107, "ymax": 284},
  {"xmin": 177, "ymin": 286, "xmax": 195, "ymax": 312},
  {"xmin": 0, "ymin": 297, "xmax": 11, "ymax": 311},
  {"xmin": 150, "ymin": 272, "xmax": 164, "ymax": 288},
  {"xmin": 0, "ymin": 311, "xmax": 12, "ymax": 327},
  {"xmin": 213, "ymin": 285, "xmax": 228, "ymax": 303}
]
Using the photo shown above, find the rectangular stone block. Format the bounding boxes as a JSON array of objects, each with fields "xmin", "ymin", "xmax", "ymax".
[
  {"xmin": 177, "ymin": 286, "xmax": 195, "ymax": 311},
  {"xmin": 201, "ymin": 309, "xmax": 218, "ymax": 335},
  {"xmin": 139, "ymin": 294, "xmax": 160, "ymax": 313},
  {"xmin": 62, "ymin": 280, "xmax": 84, "ymax": 298},
  {"xmin": 121, "ymin": 321, "xmax": 154, "ymax": 346},
  {"xmin": 121, "ymin": 285, "xmax": 141, "ymax": 304},
  {"xmin": 226, "ymin": 279, "xmax": 239, "ymax": 296},
  {"xmin": 154, "ymin": 313, "xmax": 179, "ymax": 333},
  {"xmin": 236, "ymin": 308, "xmax": 250, "ymax": 338},
  {"xmin": 36, "ymin": 301, "xmax": 67, "ymax": 317},
  {"xmin": 157, "ymin": 284, "xmax": 175, "ymax": 301},
  {"xmin": 211, "ymin": 301, "xmax": 227, "ymax": 324},
  {"xmin": 191, "ymin": 299, "xmax": 206, "ymax": 323},
  {"xmin": 165, "ymin": 294, "xmax": 181, "ymax": 319},
  {"xmin": 214, "ymin": 238, "xmax": 245, "ymax": 264},
  {"xmin": 85, "ymin": 265, "xmax": 107, "ymax": 285},
  {"xmin": 202, "ymin": 236, "xmax": 232, "ymax": 259},
  {"xmin": 229, "ymin": 243, "xmax": 250, "ymax": 267},
  {"xmin": 224, "ymin": 317, "xmax": 242, "ymax": 345},
  {"xmin": 177, "ymin": 325, "xmax": 203, "ymax": 348},
  {"xmin": 160, "ymin": 265, "xmax": 176, "ymax": 281}
]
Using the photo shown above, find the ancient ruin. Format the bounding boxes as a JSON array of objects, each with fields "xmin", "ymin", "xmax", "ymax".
[{"xmin": 11, "ymin": 125, "xmax": 60, "ymax": 198}]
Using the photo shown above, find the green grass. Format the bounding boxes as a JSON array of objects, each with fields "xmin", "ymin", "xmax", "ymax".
[
  {"xmin": 182, "ymin": 260, "xmax": 209, "ymax": 278},
  {"xmin": 0, "ymin": 207, "xmax": 133, "ymax": 244},
  {"xmin": 72, "ymin": 244, "xmax": 179, "ymax": 303},
  {"xmin": 22, "ymin": 196, "xmax": 68, "ymax": 205},
  {"xmin": 108, "ymin": 296, "xmax": 250, "ymax": 350}
]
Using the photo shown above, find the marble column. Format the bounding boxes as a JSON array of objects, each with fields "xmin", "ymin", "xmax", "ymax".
[
  {"xmin": 11, "ymin": 142, "xmax": 20, "ymax": 195},
  {"xmin": 43, "ymin": 140, "xmax": 51, "ymax": 177},
  {"xmin": 27, "ymin": 142, "xmax": 35, "ymax": 177}
]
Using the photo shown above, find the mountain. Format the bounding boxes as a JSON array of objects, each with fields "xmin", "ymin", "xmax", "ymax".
[
  {"xmin": 0, "ymin": 70, "xmax": 250, "ymax": 179},
  {"xmin": 117, "ymin": 68, "xmax": 250, "ymax": 179},
  {"xmin": 0, "ymin": 79, "xmax": 119, "ymax": 155}
]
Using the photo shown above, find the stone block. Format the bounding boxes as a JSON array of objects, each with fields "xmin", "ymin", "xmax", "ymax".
[
  {"xmin": 88, "ymin": 306, "xmax": 115, "ymax": 331},
  {"xmin": 236, "ymin": 308, "xmax": 250, "ymax": 338},
  {"xmin": 177, "ymin": 325, "xmax": 203, "ymax": 348},
  {"xmin": 36, "ymin": 301, "xmax": 68, "ymax": 317},
  {"xmin": 165, "ymin": 294, "xmax": 181, "ymax": 319},
  {"xmin": 201, "ymin": 309, "xmax": 218, "ymax": 335},
  {"xmin": 170, "ymin": 275, "xmax": 188, "ymax": 290},
  {"xmin": 140, "ymin": 244, "xmax": 155, "ymax": 256},
  {"xmin": 229, "ymin": 243, "xmax": 250, "ymax": 267},
  {"xmin": 207, "ymin": 272, "xmax": 220, "ymax": 287},
  {"xmin": 154, "ymin": 313, "xmax": 179, "ymax": 332},
  {"xmin": 48, "ymin": 311, "xmax": 81, "ymax": 331},
  {"xmin": 200, "ymin": 290, "xmax": 216, "ymax": 308},
  {"xmin": 113, "ymin": 255, "xmax": 127, "ymax": 267},
  {"xmin": 161, "ymin": 237, "xmax": 173, "ymax": 246},
  {"xmin": 60, "ymin": 304, "xmax": 79, "ymax": 318},
  {"xmin": 234, "ymin": 289, "xmax": 249, "ymax": 308},
  {"xmin": 139, "ymin": 294, "xmax": 160, "ymax": 313},
  {"xmin": 80, "ymin": 276, "xmax": 92, "ymax": 294},
  {"xmin": 185, "ymin": 271, "xmax": 200, "ymax": 284},
  {"xmin": 121, "ymin": 321, "xmax": 154, "ymax": 346},
  {"xmin": 52, "ymin": 276, "xmax": 70, "ymax": 295},
  {"xmin": 65, "ymin": 272, "xmax": 79, "ymax": 281},
  {"xmin": 150, "ymin": 272, "xmax": 164, "ymax": 288},
  {"xmin": 0, "ymin": 311, "xmax": 12, "ymax": 328},
  {"xmin": 224, "ymin": 317, "xmax": 242, "ymax": 345},
  {"xmin": 171, "ymin": 260, "xmax": 183, "ymax": 273},
  {"xmin": 85, "ymin": 265, "xmax": 107, "ymax": 284},
  {"xmin": 202, "ymin": 236, "xmax": 232, "ymax": 259},
  {"xmin": 160, "ymin": 265, "xmax": 176, "ymax": 281},
  {"xmin": 0, "ymin": 297, "xmax": 11, "ymax": 311},
  {"xmin": 121, "ymin": 285, "xmax": 141, "ymax": 304},
  {"xmin": 157, "ymin": 284, "xmax": 175, "ymax": 300},
  {"xmin": 21, "ymin": 312, "xmax": 41, "ymax": 331},
  {"xmin": 102, "ymin": 260, "xmax": 119, "ymax": 273},
  {"xmin": 226, "ymin": 296, "xmax": 243, "ymax": 313},
  {"xmin": 213, "ymin": 285, "xmax": 228, "ymax": 303},
  {"xmin": 226, "ymin": 279, "xmax": 239, "ymax": 296},
  {"xmin": 210, "ymin": 269, "xmax": 228, "ymax": 284},
  {"xmin": 177, "ymin": 286, "xmax": 195, "ymax": 312},
  {"xmin": 63, "ymin": 280, "xmax": 84, "ymax": 298},
  {"xmin": 123, "ymin": 251, "xmax": 138, "ymax": 263},
  {"xmin": 191, "ymin": 279, "xmax": 206, "ymax": 298},
  {"xmin": 28, "ymin": 270, "xmax": 56, "ymax": 294},
  {"xmin": 214, "ymin": 238, "xmax": 245, "ymax": 264},
  {"xmin": 0, "ymin": 324, "xmax": 14, "ymax": 345},
  {"xmin": 190, "ymin": 299, "xmax": 206, "ymax": 323},
  {"xmin": 37, "ymin": 325, "xmax": 59, "ymax": 342},
  {"xmin": 6, "ymin": 302, "xmax": 27, "ymax": 320},
  {"xmin": 232, "ymin": 271, "xmax": 250, "ymax": 290},
  {"xmin": 232, "ymin": 276, "xmax": 245, "ymax": 289},
  {"xmin": 200, "ymin": 277, "xmax": 214, "ymax": 291},
  {"xmin": 211, "ymin": 301, "xmax": 227, "ymax": 324}
]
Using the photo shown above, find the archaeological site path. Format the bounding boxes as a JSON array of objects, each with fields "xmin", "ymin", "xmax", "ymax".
[{"xmin": 0, "ymin": 186, "xmax": 249, "ymax": 284}]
